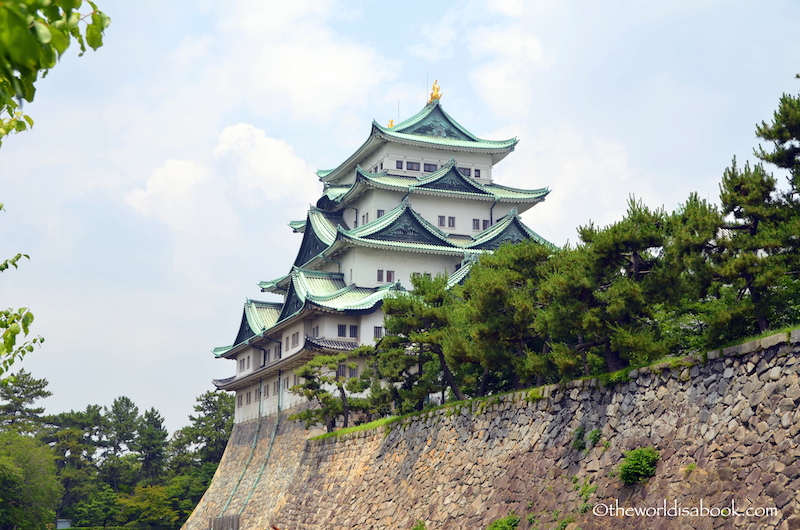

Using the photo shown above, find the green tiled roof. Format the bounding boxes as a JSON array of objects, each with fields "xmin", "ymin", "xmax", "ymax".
[
  {"xmin": 258, "ymin": 274, "xmax": 290, "ymax": 293},
  {"xmin": 289, "ymin": 219, "xmax": 306, "ymax": 232},
  {"xmin": 447, "ymin": 253, "xmax": 480, "ymax": 288},
  {"xmin": 318, "ymin": 100, "xmax": 518, "ymax": 184},
  {"xmin": 334, "ymin": 164, "xmax": 549, "ymax": 205},
  {"xmin": 373, "ymin": 100, "xmax": 518, "ymax": 150},
  {"xmin": 243, "ymin": 299, "xmax": 282, "ymax": 333},
  {"xmin": 466, "ymin": 208, "xmax": 555, "ymax": 250}
]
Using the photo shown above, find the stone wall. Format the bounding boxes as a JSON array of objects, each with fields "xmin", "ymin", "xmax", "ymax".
[{"xmin": 183, "ymin": 331, "xmax": 800, "ymax": 530}]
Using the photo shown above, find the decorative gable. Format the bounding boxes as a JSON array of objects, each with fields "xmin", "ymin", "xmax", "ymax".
[
  {"xmin": 293, "ymin": 221, "xmax": 328, "ymax": 266},
  {"xmin": 367, "ymin": 209, "xmax": 452, "ymax": 246},
  {"xmin": 233, "ymin": 309, "xmax": 255, "ymax": 346},
  {"xmin": 416, "ymin": 163, "xmax": 492, "ymax": 195},
  {"xmin": 404, "ymin": 107, "xmax": 473, "ymax": 141},
  {"xmin": 278, "ymin": 283, "xmax": 305, "ymax": 321}
]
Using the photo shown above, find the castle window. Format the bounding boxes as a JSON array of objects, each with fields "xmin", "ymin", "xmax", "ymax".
[
  {"xmin": 273, "ymin": 381, "xmax": 278, "ymax": 395},
  {"xmin": 438, "ymin": 216, "xmax": 445, "ymax": 227},
  {"xmin": 237, "ymin": 395, "xmax": 243, "ymax": 407},
  {"xmin": 483, "ymin": 220, "xmax": 490, "ymax": 230},
  {"xmin": 246, "ymin": 391, "xmax": 251, "ymax": 404},
  {"xmin": 374, "ymin": 326, "xmax": 384, "ymax": 339},
  {"xmin": 386, "ymin": 270, "xmax": 394, "ymax": 282},
  {"xmin": 406, "ymin": 161, "xmax": 420, "ymax": 171},
  {"xmin": 448, "ymin": 216, "xmax": 455, "ymax": 228},
  {"xmin": 350, "ymin": 325, "xmax": 358, "ymax": 338},
  {"xmin": 377, "ymin": 209, "xmax": 384, "ymax": 218},
  {"xmin": 246, "ymin": 356, "xmax": 250, "ymax": 369},
  {"xmin": 377, "ymin": 269, "xmax": 384, "ymax": 282},
  {"xmin": 285, "ymin": 337, "xmax": 289, "ymax": 351},
  {"xmin": 338, "ymin": 324, "xmax": 347, "ymax": 337},
  {"xmin": 275, "ymin": 343, "xmax": 281, "ymax": 359},
  {"xmin": 284, "ymin": 377, "xmax": 289, "ymax": 390},
  {"xmin": 263, "ymin": 348, "xmax": 270, "ymax": 365},
  {"xmin": 424, "ymin": 163, "xmax": 437, "ymax": 172},
  {"xmin": 349, "ymin": 366, "xmax": 358, "ymax": 378},
  {"xmin": 458, "ymin": 167, "xmax": 471, "ymax": 176},
  {"xmin": 239, "ymin": 358, "xmax": 245, "ymax": 372},
  {"xmin": 396, "ymin": 160, "xmax": 402, "ymax": 169},
  {"xmin": 380, "ymin": 162, "xmax": 383, "ymax": 170},
  {"xmin": 475, "ymin": 169, "xmax": 481, "ymax": 178},
  {"xmin": 264, "ymin": 384, "xmax": 269, "ymax": 398},
  {"xmin": 337, "ymin": 364, "xmax": 347, "ymax": 378},
  {"xmin": 291, "ymin": 332, "xmax": 299, "ymax": 347},
  {"xmin": 472, "ymin": 219, "xmax": 480, "ymax": 230}
]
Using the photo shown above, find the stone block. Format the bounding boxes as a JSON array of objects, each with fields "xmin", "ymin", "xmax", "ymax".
[
  {"xmin": 791, "ymin": 329, "xmax": 800, "ymax": 345},
  {"xmin": 762, "ymin": 332, "xmax": 788, "ymax": 350},
  {"xmin": 707, "ymin": 349, "xmax": 720, "ymax": 360}
]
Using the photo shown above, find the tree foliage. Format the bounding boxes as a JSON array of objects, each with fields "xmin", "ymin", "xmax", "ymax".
[{"xmin": 0, "ymin": 0, "xmax": 110, "ymax": 144}]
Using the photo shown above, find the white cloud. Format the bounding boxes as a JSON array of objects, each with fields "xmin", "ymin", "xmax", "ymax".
[
  {"xmin": 408, "ymin": 20, "xmax": 458, "ymax": 62},
  {"xmin": 213, "ymin": 123, "xmax": 319, "ymax": 205}
]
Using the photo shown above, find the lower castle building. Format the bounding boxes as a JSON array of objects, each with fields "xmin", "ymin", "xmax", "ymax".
[{"xmin": 212, "ymin": 84, "xmax": 552, "ymax": 423}]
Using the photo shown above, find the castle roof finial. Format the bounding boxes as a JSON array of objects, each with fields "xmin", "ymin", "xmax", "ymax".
[
  {"xmin": 427, "ymin": 80, "xmax": 442, "ymax": 104},
  {"xmin": 387, "ymin": 119, "xmax": 395, "ymax": 128}
]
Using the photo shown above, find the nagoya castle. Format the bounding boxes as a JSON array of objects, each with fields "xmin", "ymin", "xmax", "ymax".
[{"xmin": 212, "ymin": 82, "xmax": 552, "ymax": 424}]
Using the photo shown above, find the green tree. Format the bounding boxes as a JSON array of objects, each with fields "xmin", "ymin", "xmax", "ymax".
[
  {"xmin": 118, "ymin": 485, "xmax": 178, "ymax": 530},
  {"xmin": 104, "ymin": 395, "xmax": 139, "ymax": 456},
  {"xmin": 714, "ymin": 158, "xmax": 789, "ymax": 334},
  {"xmin": 0, "ymin": 0, "xmax": 110, "ymax": 144},
  {"xmin": 0, "ymin": 368, "xmax": 51, "ymax": 431},
  {"xmin": 175, "ymin": 390, "xmax": 234, "ymax": 464},
  {"xmin": 290, "ymin": 351, "xmax": 368, "ymax": 431},
  {"xmin": 537, "ymin": 199, "xmax": 674, "ymax": 373},
  {"xmin": 454, "ymin": 241, "xmax": 553, "ymax": 393},
  {"xmin": 1, "ymin": 205, "xmax": 44, "ymax": 378},
  {"xmin": 133, "ymin": 407, "xmax": 168, "ymax": 483},
  {"xmin": 0, "ymin": 431, "xmax": 62, "ymax": 530},
  {"xmin": 380, "ymin": 274, "xmax": 465, "ymax": 407},
  {"xmin": 756, "ymin": 74, "xmax": 800, "ymax": 191}
]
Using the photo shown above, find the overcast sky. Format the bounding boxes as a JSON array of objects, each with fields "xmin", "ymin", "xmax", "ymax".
[{"xmin": 1, "ymin": 0, "xmax": 799, "ymax": 433}]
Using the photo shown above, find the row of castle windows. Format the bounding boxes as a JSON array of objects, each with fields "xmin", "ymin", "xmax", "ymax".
[
  {"xmin": 376, "ymin": 160, "xmax": 481, "ymax": 178},
  {"xmin": 236, "ymin": 365, "xmax": 360, "ymax": 407}
]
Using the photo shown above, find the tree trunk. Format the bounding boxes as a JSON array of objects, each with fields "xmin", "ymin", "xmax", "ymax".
[
  {"xmin": 478, "ymin": 367, "xmax": 490, "ymax": 397},
  {"xmin": 338, "ymin": 384, "xmax": 349, "ymax": 428},
  {"xmin": 437, "ymin": 350, "xmax": 464, "ymax": 401},
  {"xmin": 604, "ymin": 342, "xmax": 627, "ymax": 373},
  {"xmin": 749, "ymin": 285, "xmax": 770, "ymax": 332}
]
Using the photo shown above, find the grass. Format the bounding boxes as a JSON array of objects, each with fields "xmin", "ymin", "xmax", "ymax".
[{"xmin": 307, "ymin": 325, "xmax": 800, "ymax": 441}]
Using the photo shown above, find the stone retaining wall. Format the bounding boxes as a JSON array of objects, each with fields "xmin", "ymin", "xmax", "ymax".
[{"xmin": 183, "ymin": 331, "xmax": 800, "ymax": 530}]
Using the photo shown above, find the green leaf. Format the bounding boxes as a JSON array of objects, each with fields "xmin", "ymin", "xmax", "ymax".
[
  {"xmin": 33, "ymin": 21, "xmax": 52, "ymax": 44},
  {"xmin": 85, "ymin": 23, "xmax": 102, "ymax": 50}
]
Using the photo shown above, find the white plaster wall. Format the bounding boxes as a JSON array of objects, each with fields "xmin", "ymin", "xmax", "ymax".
[
  {"xmin": 336, "ymin": 246, "xmax": 460, "ymax": 289},
  {"xmin": 363, "ymin": 144, "xmax": 495, "ymax": 182}
]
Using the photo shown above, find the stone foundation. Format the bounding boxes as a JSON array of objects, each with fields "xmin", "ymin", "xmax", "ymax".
[{"xmin": 184, "ymin": 331, "xmax": 800, "ymax": 530}]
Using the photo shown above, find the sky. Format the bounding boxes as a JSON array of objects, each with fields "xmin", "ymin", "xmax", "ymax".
[{"xmin": 1, "ymin": 0, "xmax": 799, "ymax": 433}]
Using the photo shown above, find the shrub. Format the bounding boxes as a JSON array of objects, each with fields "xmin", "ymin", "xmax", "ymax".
[
  {"xmin": 587, "ymin": 429, "xmax": 602, "ymax": 447},
  {"xmin": 618, "ymin": 447, "xmax": 660, "ymax": 484},
  {"xmin": 486, "ymin": 511, "xmax": 521, "ymax": 530},
  {"xmin": 571, "ymin": 426, "xmax": 586, "ymax": 451},
  {"xmin": 411, "ymin": 520, "xmax": 427, "ymax": 530}
]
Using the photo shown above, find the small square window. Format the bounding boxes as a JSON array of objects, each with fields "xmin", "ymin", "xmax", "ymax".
[
  {"xmin": 483, "ymin": 220, "xmax": 490, "ymax": 230},
  {"xmin": 377, "ymin": 269, "xmax": 384, "ymax": 282},
  {"xmin": 475, "ymin": 169, "xmax": 481, "ymax": 178},
  {"xmin": 472, "ymin": 219, "xmax": 480, "ymax": 230},
  {"xmin": 377, "ymin": 209, "xmax": 385, "ymax": 218},
  {"xmin": 406, "ymin": 161, "xmax": 420, "ymax": 171},
  {"xmin": 374, "ymin": 326, "xmax": 384, "ymax": 339},
  {"xmin": 458, "ymin": 167, "xmax": 471, "ymax": 177},
  {"xmin": 448, "ymin": 216, "xmax": 456, "ymax": 228},
  {"xmin": 438, "ymin": 216, "xmax": 445, "ymax": 227},
  {"xmin": 350, "ymin": 325, "xmax": 358, "ymax": 338},
  {"xmin": 338, "ymin": 324, "xmax": 347, "ymax": 337},
  {"xmin": 424, "ymin": 163, "xmax": 437, "ymax": 172},
  {"xmin": 396, "ymin": 160, "xmax": 403, "ymax": 169},
  {"xmin": 386, "ymin": 270, "xmax": 394, "ymax": 282}
]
